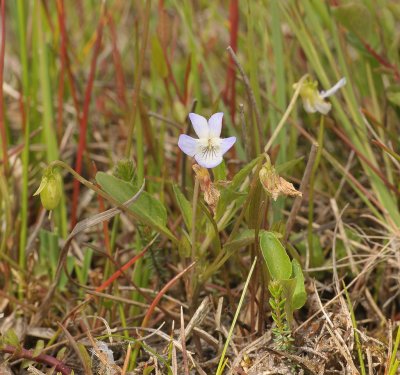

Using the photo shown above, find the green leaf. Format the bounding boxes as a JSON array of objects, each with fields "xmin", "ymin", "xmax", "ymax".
[
  {"xmin": 387, "ymin": 91, "xmax": 400, "ymax": 107},
  {"xmin": 212, "ymin": 161, "xmax": 227, "ymax": 181},
  {"xmin": 215, "ymin": 156, "xmax": 262, "ymax": 222},
  {"xmin": 223, "ymin": 229, "xmax": 255, "ymax": 253},
  {"xmin": 296, "ymin": 233, "xmax": 324, "ymax": 268},
  {"xmin": 246, "ymin": 181, "xmax": 263, "ymax": 229},
  {"xmin": 151, "ymin": 37, "xmax": 168, "ymax": 78},
  {"xmin": 75, "ymin": 248, "xmax": 93, "ymax": 285},
  {"xmin": 388, "ymin": 3, "xmax": 400, "ymax": 21},
  {"xmin": 3, "ymin": 329, "xmax": 20, "ymax": 348},
  {"xmin": 39, "ymin": 229, "xmax": 59, "ymax": 278},
  {"xmin": 260, "ymin": 231, "xmax": 291, "ymax": 280},
  {"xmin": 178, "ymin": 232, "xmax": 191, "ymax": 258},
  {"xmin": 201, "ymin": 229, "xmax": 255, "ymax": 282},
  {"xmin": 96, "ymin": 172, "xmax": 176, "ymax": 242},
  {"xmin": 77, "ymin": 343, "xmax": 91, "ymax": 372},
  {"xmin": 56, "ymin": 347, "xmax": 67, "ymax": 361},
  {"xmin": 276, "ymin": 156, "xmax": 304, "ymax": 174},
  {"xmin": 58, "ymin": 255, "xmax": 74, "ymax": 291},
  {"xmin": 332, "ymin": 2, "xmax": 373, "ymax": 42},
  {"xmin": 291, "ymin": 259, "xmax": 307, "ymax": 310},
  {"xmin": 172, "ymin": 184, "xmax": 192, "ymax": 231},
  {"xmin": 230, "ymin": 155, "xmax": 263, "ymax": 191},
  {"xmin": 143, "ymin": 366, "xmax": 155, "ymax": 375},
  {"xmin": 279, "ymin": 278, "xmax": 297, "ymax": 325},
  {"xmin": 33, "ymin": 340, "xmax": 44, "ymax": 357}
]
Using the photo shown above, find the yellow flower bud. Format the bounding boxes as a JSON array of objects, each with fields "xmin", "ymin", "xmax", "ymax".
[{"xmin": 33, "ymin": 167, "xmax": 62, "ymax": 210}]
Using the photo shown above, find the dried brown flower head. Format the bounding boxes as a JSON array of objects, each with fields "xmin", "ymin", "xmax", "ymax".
[
  {"xmin": 259, "ymin": 158, "xmax": 302, "ymax": 201},
  {"xmin": 192, "ymin": 164, "xmax": 220, "ymax": 213}
]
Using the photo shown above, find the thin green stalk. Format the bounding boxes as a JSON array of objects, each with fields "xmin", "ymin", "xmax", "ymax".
[
  {"xmin": 37, "ymin": 2, "xmax": 67, "ymax": 237},
  {"xmin": 124, "ymin": 0, "xmax": 151, "ymax": 158},
  {"xmin": 117, "ymin": 294, "xmax": 129, "ymax": 339},
  {"xmin": 215, "ymin": 257, "xmax": 257, "ymax": 375},
  {"xmin": 389, "ymin": 325, "xmax": 400, "ymax": 374},
  {"xmin": 365, "ymin": 63, "xmax": 394, "ymax": 186},
  {"xmin": 389, "ymin": 360, "xmax": 400, "ymax": 375},
  {"xmin": 0, "ymin": 160, "xmax": 11, "ymax": 258},
  {"xmin": 191, "ymin": 178, "xmax": 200, "ymax": 262},
  {"xmin": 188, "ymin": 178, "xmax": 200, "ymax": 305},
  {"xmin": 343, "ymin": 282, "xmax": 366, "ymax": 375},
  {"xmin": 130, "ymin": 113, "xmax": 146, "ymax": 319},
  {"xmin": 264, "ymin": 73, "xmax": 308, "ymax": 153},
  {"xmin": 307, "ymin": 116, "xmax": 324, "ymax": 265},
  {"xmin": 323, "ymin": 150, "xmax": 384, "ymax": 221},
  {"xmin": 270, "ymin": 0, "xmax": 288, "ymax": 221},
  {"xmin": 246, "ymin": 0, "xmax": 262, "ymax": 155},
  {"xmin": 270, "ymin": 0, "xmax": 287, "ymax": 163},
  {"xmin": 17, "ymin": 0, "xmax": 29, "ymax": 298},
  {"xmin": 130, "ymin": 237, "xmax": 144, "ymax": 321}
]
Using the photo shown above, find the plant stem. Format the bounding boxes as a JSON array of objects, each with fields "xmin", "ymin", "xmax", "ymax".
[
  {"xmin": 307, "ymin": 116, "xmax": 324, "ymax": 264},
  {"xmin": 216, "ymin": 257, "xmax": 257, "ymax": 375},
  {"xmin": 188, "ymin": 178, "xmax": 200, "ymax": 305},
  {"xmin": 191, "ymin": 178, "xmax": 200, "ymax": 263},
  {"xmin": 264, "ymin": 74, "xmax": 308, "ymax": 153},
  {"xmin": 17, "ymin": 0, "xmax": 29, "ymax": 299},
  {"xmin": 0, "ymin": 0, "xmax": 7, "ymax": 175},
  {"xmin": 124, "ymin": 0, "xmax": 151, "ymax": 158}
]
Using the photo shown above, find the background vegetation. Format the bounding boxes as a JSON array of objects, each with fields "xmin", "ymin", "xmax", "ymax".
[{"xmin": 1, "ymin": 0, "xmax": 400, "ymax": 374}]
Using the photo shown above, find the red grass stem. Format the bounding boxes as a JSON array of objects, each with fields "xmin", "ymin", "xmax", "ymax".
[
  {"xmin": 329, "ymin": 124, "xmax": 399, "ymax": 195},
  {"xmin": 70, "ymin": 5, "xmax": 106, "ymax": 228},
  {"xmin": 94, "ymin": 238, "xmax": 156, "ymax": 294},
  {"xmin": 141, "ymin": 261, "xmax": 195, "ymax": 328},
  {"xmin": 0, "ymin": 0, "xmax": 8, "ymax": 175},
  {"xmin": 56, "ymin": 0, "xmax": 80, "ymax": 118},
  {"xmin": 124, "ymin": 0, "xmax": 152, "ymax": 157},
  {"xmin": 107, "ymin": 12, "xmax": 128, "ymax": 108},
  {"xmin": 2, "ymin": 345, "xmax": 72, "ymax": 375},
  {"xmin": 223, "ymin": 0, "xmax": 238, "ymax": 122}
]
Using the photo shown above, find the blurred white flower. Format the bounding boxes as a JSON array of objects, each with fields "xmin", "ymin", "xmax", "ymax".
[
  {"xmin": 178, "ymin": 112, "xmax": 236, "ymax": 168},
  {"xmin": 293, "ymin": 77, "xmax": 346, "ymax": 115}
]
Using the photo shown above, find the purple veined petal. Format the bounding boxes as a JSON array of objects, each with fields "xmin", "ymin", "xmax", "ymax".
[
  {"xmin": 220, "ymin": 136, "xmax": 236, "ymax": 155},
  {"xmin": 208, "ymin": 112, "xmax": 223, "ymax": 138},
  {"xmin": 178, "ymin": 134, "xmax": 200, "ymax": 157},
  {"xmin": 189, "ymin": 113, "xmax": 209, "ymax": 139},
  {"xmin": 194, "ymin": 151, "xmax": 223, "ymax": 169}
]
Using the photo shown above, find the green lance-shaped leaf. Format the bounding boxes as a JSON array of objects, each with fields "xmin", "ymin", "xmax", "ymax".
[
  {"xmin": 291, "ymin": 259, "xmax": 307, "ymax": 310},
  {"xmin": 151, "ymin": 36, "xmax": 168, "ymax": 79},
  {"xmin": 260, "ymin": 231, "xmax": 292, "ymax": 280},
  {"xmin": 172, "ymin": 184, "xmax": 192, "ymax": 231},
  {"xmin": 96, "ymin": 172, "xmax": 176, "ymax": 242},
  {"xmin": 332, "ymin": 2, "xmax": 373, "ymax": 42},
  {"xmin": 279, "ymin": 278, "xmax": 297, "ymax": 325}
]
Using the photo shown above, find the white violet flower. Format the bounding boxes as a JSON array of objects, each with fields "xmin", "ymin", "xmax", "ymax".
[
  {"xmin": 178, "ymin": 112, "xmax": 236, "ymax": 168},
  {"xmin": 293, "ymin": 77, "xmax": 346, "ymax": 115}
]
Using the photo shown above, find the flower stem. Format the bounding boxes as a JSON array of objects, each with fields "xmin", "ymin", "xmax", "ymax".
[
  {"xmin": 191, "ymin": 178, "xmax": 200, "ymax": 262},
  {"xmin": 264, "ymin": 73, "xmax": 309, "ymax": 153},
  {"xmin": 307, "ymin": 116, "xmax": 324, "ymax": 265}
]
